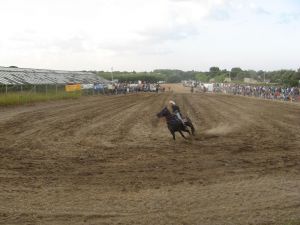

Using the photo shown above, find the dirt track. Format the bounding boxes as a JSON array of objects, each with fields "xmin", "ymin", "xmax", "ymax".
[{"xmin": 0, "ymin": 85, "xmax": 300, "ymax": 225}]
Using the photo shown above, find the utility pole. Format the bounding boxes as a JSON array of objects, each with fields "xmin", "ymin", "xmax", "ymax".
[{"xmin": 111, "ymin": 67, "xmax": 114, "ymax": 82}]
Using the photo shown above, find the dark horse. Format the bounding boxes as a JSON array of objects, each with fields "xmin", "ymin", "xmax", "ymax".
[{"xmin": 157, "ymin": 107, "xmax": 195, "ymax": 140}]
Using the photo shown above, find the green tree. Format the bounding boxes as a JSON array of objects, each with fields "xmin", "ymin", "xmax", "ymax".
[
  {"xmin": 214, "ymin": 74, "xmax": 226, "ymax": 83},
  {"xmin": 195, "ymin": 72, "xmax": 209, "ymax": 82},
  {"xmin": 209, "ymin": 67, "xmax": 220, "ymax": 78},
  {"xmin": 209, "ymin": 67, "xmax": 220, "ymax": 73},
  {"xmin": 230, "ymin": 67, "xmax": 243, "ymax": 79},
  {"xmin": 167, "ymin": 75, "xmax": 182, "ymax": 83}
]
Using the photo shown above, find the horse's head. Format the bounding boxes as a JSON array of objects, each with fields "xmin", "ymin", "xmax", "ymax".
[{"xmin": 156, "ymin": 106, "xmax": 170, "ymax": 118}]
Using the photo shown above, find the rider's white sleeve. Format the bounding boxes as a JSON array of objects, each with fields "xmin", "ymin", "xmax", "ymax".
[{"xmin": 176, "ymin": 112, "xmax": 183, "ymax": 121}]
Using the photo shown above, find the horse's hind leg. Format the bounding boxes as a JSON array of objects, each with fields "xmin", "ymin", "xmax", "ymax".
[
  {"xmin": 189, "ymin": 123, "xmax": 195, "ymax": 135},
  {"xmin": 182, "ymin": 124, "xmax": 191, "ymax": 135},
  {"xmin": 186, "ymin": 121, "xmax": 195, "ymax": 136},
  {"xmin": 179, "ymin": 131, "xmax": 186, "ymax": 139},
  {"xmin": 184, "ymin": 128, "xmax": 191, "ymax": 135}
]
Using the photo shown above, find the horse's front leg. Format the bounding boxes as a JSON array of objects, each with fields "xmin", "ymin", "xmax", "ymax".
[
  {"xmin": 171, "ymin": 131, "xmax": 176, "ymax": 140},
  {"xmin": 168, "ymin": 126, "xmax": 176, "ymax": 140}
]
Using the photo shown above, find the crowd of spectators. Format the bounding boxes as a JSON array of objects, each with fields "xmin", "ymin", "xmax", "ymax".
[
  {"xmin": 105, "ymin": 82, "xmax": 163, "ymax": 95},
  {"xmin": 214, "ymin": 84, "xmax": 300, "ymax": 102}
]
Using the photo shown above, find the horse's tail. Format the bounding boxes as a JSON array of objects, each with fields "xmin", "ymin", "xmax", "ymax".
[{"xmin": 186, "ymin": 117, "xmax": 195, "ymax": 135}]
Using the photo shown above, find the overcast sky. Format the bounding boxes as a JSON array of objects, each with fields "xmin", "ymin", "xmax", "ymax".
[{"xmin": 0, "ymin": 0, "xmax": 299, "ymax": 71}]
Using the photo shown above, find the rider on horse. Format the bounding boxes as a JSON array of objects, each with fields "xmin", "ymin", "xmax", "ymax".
[{"xmin": 169, "ymin": 100, "xmax": 185, "ymax": 126}]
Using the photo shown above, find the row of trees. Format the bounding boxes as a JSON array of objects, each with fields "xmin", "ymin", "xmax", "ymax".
[
  {"xmin": 194, "ymin": 67, "xmax": 300, "ymax": 86},
  {"xmin": 96, "ymin": 67, "xmax": 300, "ymax": 86}
]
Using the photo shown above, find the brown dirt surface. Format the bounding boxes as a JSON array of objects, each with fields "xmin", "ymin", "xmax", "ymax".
[
  {"xmin": 161, "ymin": 83, "xmax": 192, "ymax": 93},
  {"xmin": 1, "ymin": 86, "xmax": 300, "ymax": 225}
]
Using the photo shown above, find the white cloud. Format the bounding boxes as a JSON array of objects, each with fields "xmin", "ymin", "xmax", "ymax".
[{"xmin": 0, "ymin": 0, "xmax": 299, "ymax": 71}]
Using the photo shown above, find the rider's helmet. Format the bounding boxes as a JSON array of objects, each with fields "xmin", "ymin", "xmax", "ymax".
[{"xmin": 169, "ymin": 100, "xmax": 175, "ymax": 105}]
